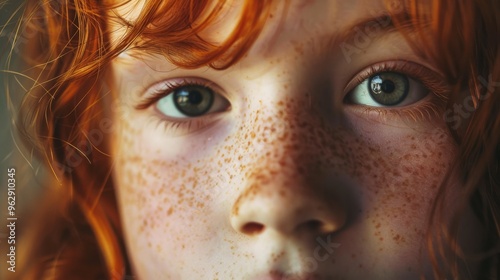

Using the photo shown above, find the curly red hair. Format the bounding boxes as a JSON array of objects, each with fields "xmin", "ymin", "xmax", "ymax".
[{"xmin": 3, "ymin": 0, "xmax": 499, "ymax": 279}]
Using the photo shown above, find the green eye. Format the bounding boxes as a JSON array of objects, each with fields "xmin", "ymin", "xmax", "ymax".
[
  {"xmin": 347, "ymin": 70, "xmax": 427, "ymax": 108},
  {"xmin": 173, "ymin": 85, "xmax": 214, "ymax": 117},
  {"xmin": 155, "ymin": 82, "xmax": 229, "ymax": 119},
  {"xmin": 368, "ymin": 72, "xmax": 409, "ymax": 106}
]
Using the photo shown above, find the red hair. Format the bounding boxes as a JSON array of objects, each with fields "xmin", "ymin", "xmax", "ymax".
[
  {"xmin": 3, "ymin": 0, "xmax": 499, "ymax": 279},
  {"xmin": 388, "ymin": 0, "xmax": 500, "ymax": 277},
  {"xmin": 9, "ymin": 0, "xmax": 273, "ymax": 278}
]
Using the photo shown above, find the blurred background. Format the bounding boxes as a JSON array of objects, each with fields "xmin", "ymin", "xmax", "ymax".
[
  {"xmin": 1, "ymin": 1, "xmax": 48, "ymax": 204},
  {"xmin": 0, "ymin": 1, "xmax": 17, "ymax": 166},
  {"xmin": 1, "ymin": 2, "xmax": 46, "ymax": 276}
]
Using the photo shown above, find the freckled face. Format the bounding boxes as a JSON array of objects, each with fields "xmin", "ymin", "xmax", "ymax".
[{"xmin": 110, "ymin": 0, "xmax": 482, "ymax": 279}]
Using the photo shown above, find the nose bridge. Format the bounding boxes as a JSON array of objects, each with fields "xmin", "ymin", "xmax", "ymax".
[
  {"xmin": 231, "ymin": 170, "xmax": 346, "ymax": 235},
  {"xmin": 230, "ymin": 96, "xmax": 348, "ymax": 236},
  {"xmin": 244, "ymin": 96, "xmax": 325, "ymax": 174}
]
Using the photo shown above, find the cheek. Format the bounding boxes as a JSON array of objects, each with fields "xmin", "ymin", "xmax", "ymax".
[
  {"xmin": 112, "ymin": 116, "xmax": 229, "ymax": 277},
  {"xmin": 335, "ymin": 124, "xmax": 458, "ymax": 270},
  {"xmin": 229, "ymin": 98, "xmax": 456, "ymax": 238},
  {"xmin": 112, "ymin": 94, "xmax": 459, "ymax": 277},
  {"xmin": 357, "ymin": 126, "xmax": 454, "ymax": 210},
  {"xmin": 227, "ymin": 97, "xmax": 457, "ymax": 268}
]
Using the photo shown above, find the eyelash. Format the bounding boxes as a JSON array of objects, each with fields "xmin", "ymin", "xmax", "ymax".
[
  {"xmin": 344, "ymin": 61, "xmax": 449, "ymax": 121},
  {"xmin": 137, "ymin": 61, "xmax": 450, "ymax": 134},
  {"xmin": 137, "ymin": 79, "xmax": 216, "ymax": 109},
  {"xmin": 136, "ymin": 79, "xmax": 226, "ymax": 135}
]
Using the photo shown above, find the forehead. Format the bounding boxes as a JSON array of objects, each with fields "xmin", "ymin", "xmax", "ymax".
[
  {"xmin": 246, "ymin": 0, "xmax": 393, "ymax": 57},
  {"xmin": 109, "ymin": 0, "xmax": 403, "ymax": 54}
]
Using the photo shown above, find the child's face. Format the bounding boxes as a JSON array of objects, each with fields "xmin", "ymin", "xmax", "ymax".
[{"xmin": 109, "ymin": 0, "xmax": 484, "ymax": 278}]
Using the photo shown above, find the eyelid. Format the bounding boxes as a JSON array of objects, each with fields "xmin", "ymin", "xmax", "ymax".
[
  {"xmin": 135, "ymin": 77, "xmax": 225, "ymax": 110},
  {"xmin": 349, "ymin": 77, "xmax": 426, "ymax": 108},
  {"xmin": 133, "ymin": 77, "xmax": 231, "ymax": 136},
  {"xmin": 343, "ymin": 60, "xmax": 450, "ymax": 101}
]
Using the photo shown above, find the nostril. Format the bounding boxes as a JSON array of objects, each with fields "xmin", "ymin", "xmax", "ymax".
[
  {"xmin": 304, "ymin": 220, "xmax": 323, "ymax": 230},
  {"xmin": 241, "ymin": 222, "xmax": 265, "ymax": 235},
  {"xmin": 303, "ymin": 219, "xmax": 336, "ymax": 234}
]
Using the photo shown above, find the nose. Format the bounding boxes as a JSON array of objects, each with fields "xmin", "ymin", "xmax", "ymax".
[
  {"xmin": 229, "ymin": 95, "xmax": 350, "ymax": 237},
  {"xmin": 231, "ymin": 179, "xmax": 347, "ymax": 236},
  {"xmin": 230, "ymin": 126, "xmax": 350, "ymax": 238}
]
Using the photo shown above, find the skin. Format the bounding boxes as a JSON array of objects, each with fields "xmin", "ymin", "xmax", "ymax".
[{"xmin": 109, "ymin": 0, "xmax": 485, "ymax": 279}]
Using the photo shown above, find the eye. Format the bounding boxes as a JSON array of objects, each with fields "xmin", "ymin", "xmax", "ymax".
[
  {"xmin": 156, "ymin": 84, "xmax": 229, "ymax": 118},
  {"xmin": 347, "ymin": 71, "xmax": 428, "ymax": 107}
]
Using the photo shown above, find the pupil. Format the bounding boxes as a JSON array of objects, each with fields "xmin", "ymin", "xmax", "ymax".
[
  {"xmin": 173, "ymin": 86, "xmax": 214, "ymax": 117},
  {"xmin": 188, "ymin": 91, "xmax": 203, "ymax": 105},
  {"xmin": 367, "ymin": 72, "xmax": 409, "ymax": 106},
  {"xmin": 381, "ymin": 80, "xmax": 395, "ymax": 93}
]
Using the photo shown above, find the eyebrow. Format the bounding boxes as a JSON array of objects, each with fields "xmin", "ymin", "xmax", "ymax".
[
  {"xmin": 337, "ymin": 12, "xmax": 399, "ymax": 43},
  {"xmin": 120, "ymin": 11, "xmax": 416, "ymax": 62},
  {"xmin": 328, "ymin": 11, "xmax": 418, "ymax": 62}
]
